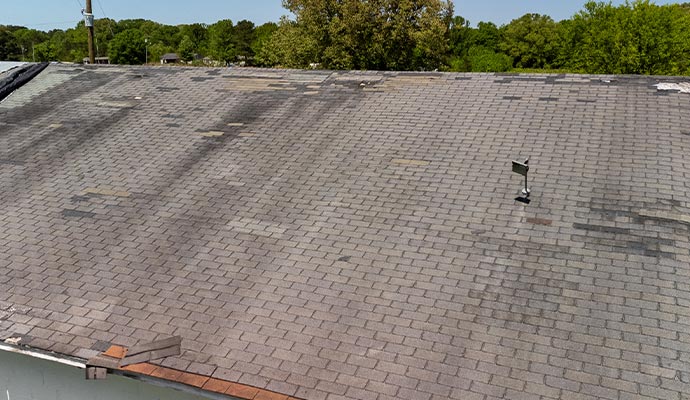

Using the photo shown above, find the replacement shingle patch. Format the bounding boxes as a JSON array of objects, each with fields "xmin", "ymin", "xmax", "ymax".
[
  {"xmin": 226, "ymin": 78, "xmax": 296, "ymax": 91},
  {"xmin": 82, "ymin": 187, "xmax": 130, "ymax": 197},
  {"xmin": 392, "ymin": 158, "xmax": 431, "ymax": 166},
  {"xmin": 96, "ymin": 100, "xmax": 137, "ymax": 108},
  {"xmin": 527, "ymin": 217, "xmax": 553, "ymax": 226},
  {"xmin": 199, "ymin": 131, "xmax": 225, "ymax": 137},
  {"xmin": 0, "ymin": 159, "xmax": 24, "ymax": 166},
  {"xmin": 227, "ymin": 122, "xmax": 245, "ymax": 127}
]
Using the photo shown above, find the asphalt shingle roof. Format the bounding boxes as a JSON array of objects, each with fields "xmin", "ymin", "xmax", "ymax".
[{"xmin": 1, "ymin": 64, "xmax": 690, "ymax": 400}]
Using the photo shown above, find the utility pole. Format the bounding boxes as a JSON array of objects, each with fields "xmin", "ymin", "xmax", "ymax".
[{"xmin": 84, "ymin": 0, "xmax": 95, "ymax": 64}]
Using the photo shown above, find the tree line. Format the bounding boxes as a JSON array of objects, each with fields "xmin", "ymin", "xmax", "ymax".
[
  {"xmin": 0, "ymin": 18, "xmax": 278, "ymax": 66},
  {"xmin": 1, "ymin": 1, "xmax": 689, "ymax": 75}
]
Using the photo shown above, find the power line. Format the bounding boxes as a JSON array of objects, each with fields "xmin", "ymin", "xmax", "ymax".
[
  {"xmin": 95, "ymin": 0, "xmax": 107, "ymax": 19},
  {"xmin": 95, "ymin": 0, "xmax": 116, "ymax": 37},
  {"xmin": 20, "ymin": 20, "xmax": 81, "ymax": 28}
]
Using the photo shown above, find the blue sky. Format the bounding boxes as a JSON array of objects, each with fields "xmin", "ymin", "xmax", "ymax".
[{"xmin": 1, "ymin": 1, "xmax": 684, "ymax": 30}]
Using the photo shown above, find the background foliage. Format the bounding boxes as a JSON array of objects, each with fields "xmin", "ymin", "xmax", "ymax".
[{"xmin": 1, "ymin": 1, "xmax": 689, "ymax": 75}]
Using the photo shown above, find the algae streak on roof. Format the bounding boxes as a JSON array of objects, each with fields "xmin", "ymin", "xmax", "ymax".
[{"xmin": 1, "ymin": 64, "xmax": 690, "ymax": 400}]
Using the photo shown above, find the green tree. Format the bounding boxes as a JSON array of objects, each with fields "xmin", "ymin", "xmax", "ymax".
[
  {"xmin": 500, "ymin": 13, "xmax": 560, "ymax": 69},
  {"xmin": 474, "ymin": 22, "xmax": 501, "ymax": 51},
  {"xmin": 257, "ymin": 17, "xmax": 318, "ymax": 68},
  {"xmin": 0, "ymin": 28, "xmax": 20, "ymax": 60},
  {"xmin": 447, "ymin": 19, "xmax": 502, "ymax": 72},
  {"xmin": 178, "ymin": 35, "xmax": 195, "ymax": 62},
  {"xmin": 564, "ymin": 1, "xmax": 690, "ymax": 75},
  {"xmin": 233, "ymin": 20, "xmax": 255, "ymax": 60},
  {"xmin": 12, "ymin": 28, "xmax": 48, "ymax": 61},
  {"xmin": 270, "ymin": 0, "xmax": 453, "ymax": 70},
  {"xmin": 467, "ymin": 46, "xmax": 512, "ymax": 72},
  {"xmin": 32, "ymin": 41, "xmax": 59, "ymax": 61},
  {"xmin": 208, "ymin": 19, "xmax": 236, "ymax": 64},
  {"xmin": 179, "ymin": 23, "xmax": 208, "ymax": 55},
  {"xmin": 109, "ymin": 29, "xmax": 146, "ymax": 64},
  {"xmin": 92, "ymin": 19, "xmax": 117, "ymax": 58},
  {"xmin": 251, "ymin": 22, "xmax": 278, "ymax": 66}
]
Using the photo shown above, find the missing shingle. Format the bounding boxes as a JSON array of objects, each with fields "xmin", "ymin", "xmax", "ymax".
[
  {"xmin": 538, "ymin": 97, "xmax": 559, "ymax": 102},
  {"xmin": 503, "ymin": 96, "xmax": 522, "ymax": 100},
  {"xmin": 337, "ymin": 256, "xmax": 351, "ymax": 262},
  {"xmin": 392, "ymin": 158, "xmax": 430, "ymax": 166},
  {"xmin": 577, "ymin": 99, "xmax": 597, "ymax": 103},
  {"xmin": 455, "ymin": 77, "xmax": 472, "ymax": 80},
  {"xmin": 62, "ymin": 209, "xmax": 96, "ymax": 218},
  {"xmin": 4, "ymin": 337, "xmax": 21, "ymax": 345}
]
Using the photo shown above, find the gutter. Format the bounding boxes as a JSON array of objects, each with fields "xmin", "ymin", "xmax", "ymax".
[
  {"xmin": 0, "ymin": 62, "xmax": 49, "ymax": 102},
  {"xmin": 0, "ymin": 343, "xmax": 225, "ymax": 399},
  {"xmin": 0, "ymin": 342, "xmax": 85, "ymax": 369},
  {"xmin": 0, "ymin": 343, "xmax": 264, "ymax": 400}
]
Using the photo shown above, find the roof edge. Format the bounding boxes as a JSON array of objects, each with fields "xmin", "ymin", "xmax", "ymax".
[
  {"xmin": 0, "ymin": 342, "xmax": 86, "ymax": 369},
  {"xmin": 0, "ymin": 62, "xmax": 49, "ymax": 102},
  {"xmin": 103, "ymin": 345, "xmax": 302, "ymax": 400}
]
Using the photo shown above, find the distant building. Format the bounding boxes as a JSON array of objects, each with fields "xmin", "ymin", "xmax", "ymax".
[
  {"xmin": 160, "ymin": 53, "xmax": 181, "ymax": 64},
  {"xmin": 82, "ymin": 57, "xmax": 109, "ymax": 65}
]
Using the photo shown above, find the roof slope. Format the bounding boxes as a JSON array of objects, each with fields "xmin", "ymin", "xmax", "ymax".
[{"xmin": 1, "ymin": 65, "xmax": 690, "ymax": 400}]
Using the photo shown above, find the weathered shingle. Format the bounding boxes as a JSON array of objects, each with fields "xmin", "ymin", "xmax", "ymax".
[{"xmin": 1, "ymin": 64, "xmax": 690, "ymax": 400}]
